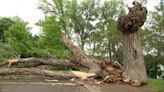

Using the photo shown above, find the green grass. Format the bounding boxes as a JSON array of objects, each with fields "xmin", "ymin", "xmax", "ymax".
[
  {"xmin": 48, "ymin": 65, "xmax": 79, "ymax": 71},
  {"xmin": 148, "ymin": 78, "xmax": 164, "ymax": 92}
]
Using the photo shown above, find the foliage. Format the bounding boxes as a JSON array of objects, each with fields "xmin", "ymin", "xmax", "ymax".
[
  {"xmin": 140, "ymin": 1, "xmax": 164, "ymax": 79},
  {"xmin": 38, "ymin": 0, "xmax": 125, "ymax": 61},
  {"xmin": 38, "ymin": 0, "xmax": 69, "ymax": 36},
  {"xmin": 0, "ymin": 42, "xmax": 17, "ymax": 62},
  {"xmin": 39, "ymin": 16, "xmax": 71, "ymax": 59},
  {"xmin": 144, "ymin": 55, "xmax": 164, "ymax": 79},
  {"xmin": 48, "ymin": 65, "xmax": 79, "ymax": 71},
  {"xmin": 150, "ymin": 6, "xmax": 164, "ymax": 56},
  {"xmin": 90, "ymin": 0, "xmax": 124, "ymax": 61},
  {"xmin": 0, "ymin": 17, "xmax": 36, "ymax": 62},
  {"xmin": 0, "ymin": 17, "xmax": 15, "ymax": 41},
  {"xmin": 4, "ymin": 17, "xmax": 33, "ymax": 58}
]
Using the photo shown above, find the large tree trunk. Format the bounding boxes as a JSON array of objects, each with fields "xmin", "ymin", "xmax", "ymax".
[
  {"xmin": 122, "ymin": 31, "xmax": 147, "ymax": 84},
  {"xmin": 117, "ymin": 1, "xmax": 148, "ymax": 86}
]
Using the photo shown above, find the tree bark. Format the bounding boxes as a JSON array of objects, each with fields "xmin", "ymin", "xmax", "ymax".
[
  {"xmin": 122, "ymin": 32, "xmax": 147, "ymax": 84},
  {"xmin": 117, "ymin": 1, "xmax": 148, "ymax": 86},
  {"xmin": 0, "ymin": 68, "xmax": 77, "ymax": 79},
  {"xmin": 61, "ymin": 33, "xmax": 102, "ymax": 77},
  {"xmin": 0, "ymin": 58, "xmax": 75, "ymax": 67},
  {"xmin": 0, "ymin": 57, "xmax": 123, "ymax": 82}
]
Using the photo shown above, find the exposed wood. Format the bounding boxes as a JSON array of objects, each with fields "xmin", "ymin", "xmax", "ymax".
[
  {"xmin": 0, "ymin": 68, "xmax": 99, "ymax": 80},
  {"xmin": 61, "ymin": 33, "xmax": 102, "ymax": 77},
  {"xmin": 0, "ymin": 68, "xmax": 103, "ymax": 80},
  {"xmin": 0, "ymin": 61, "xmax": 8, "ymax": 67},
  {"xmin": 0, "ymin": 58, "xmax": 76, "ymax": 67},
  {"xmin": 61, "ymin": 34, "xmax": 123, "ymax": 81},
  {"xmin": 0, "ymin": 68, "xmax": 76, "ymax": 79},
  {"xmin": 100, "ymin": 62, "xmax": 123, "ymax": 83},
  {"xmin": 117, "ymin": 1, "xmax": 147, "ymax": 86}
]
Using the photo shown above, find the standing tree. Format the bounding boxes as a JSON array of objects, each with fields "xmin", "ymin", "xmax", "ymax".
[{"xmin": 117, "ymin": 1, "xmax": 147, "ymax": 86}]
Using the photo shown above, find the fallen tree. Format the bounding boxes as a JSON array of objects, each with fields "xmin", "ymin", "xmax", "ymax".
[{"xmin": 0, "ymin": 33, "xmax": 123, "ymax": 84}]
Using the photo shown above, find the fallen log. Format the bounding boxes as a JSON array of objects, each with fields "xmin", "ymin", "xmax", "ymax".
[
  {"xmin": 0, "ymin": 68, "xmax": 97, "ymax": 80},
  {"xmin": 0, "ymin": 58, "xmax": 76, "ymax": 67},
  {"xmin": 0, "ymin": 68, "xmax": 76, "ymax": 79}
]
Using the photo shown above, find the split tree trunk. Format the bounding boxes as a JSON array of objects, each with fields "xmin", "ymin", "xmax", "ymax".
[{"xmin": 117, "ymin": 1, "xmax": 148, "ymax": 86}]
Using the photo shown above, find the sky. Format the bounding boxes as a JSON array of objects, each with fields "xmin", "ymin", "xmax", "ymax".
[
  {"xmin": 0, "ymin": 0, "xmax": 44, "ymax": 35},
  {"xmin": 127, "ymin": 0, "xmax": 159, "ymax": 10},
  {"xmin": 0, "ymin": 0, "xmax": 159, "ymax": 35}
]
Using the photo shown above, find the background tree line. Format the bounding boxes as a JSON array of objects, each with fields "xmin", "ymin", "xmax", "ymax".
[{"xmin": 0, "ymin": 0, "xmax": 163, "ymax": 79}]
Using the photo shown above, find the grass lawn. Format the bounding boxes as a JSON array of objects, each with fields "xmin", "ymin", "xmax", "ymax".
[{"xmin": 148, "ymin": 78, "xmax": 164, "ymax": 92}]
